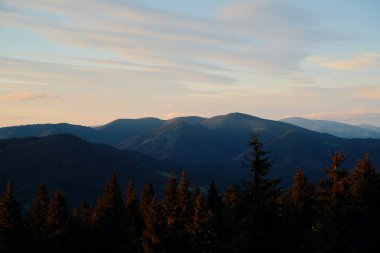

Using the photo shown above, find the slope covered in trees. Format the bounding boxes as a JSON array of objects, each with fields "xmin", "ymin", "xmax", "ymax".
[
  {"xmin": 0, "ymin": 136, "xmax": 379, "ymax": 252},
  {"xmin": 0, "ymin": 134, "xmax": 171, "ymax": 206},
  {"xmin": 2, "ymin": 113, "xmax": 380, "ymax": 189}
]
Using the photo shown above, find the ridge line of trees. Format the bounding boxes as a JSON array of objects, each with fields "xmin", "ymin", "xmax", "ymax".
[{"xmin": 0, "ymin": 135, "xmax": 379, "ymax": 252}]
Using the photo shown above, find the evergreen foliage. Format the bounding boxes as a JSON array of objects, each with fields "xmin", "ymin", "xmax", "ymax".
[
  {"xmin": 27, "ymin": 183, "xmax": 49, "ymax": 236},
  {"xmin": 141, "ymin": 196, "xmax": 165, "ymax": 253},
  {"xmin": 46, "ymin": 191, "xmax": 69, "ymax": 252},
  {"xmin": 92, "ymin": 173, "xmax": 125, "ymax": 252},
  {"xmin": 0, "ymin": 181, "xmax": 23, "ymax": 253},
  {"xmin": 1, "ymin": 135, "xmax": 380, "ymax": 252},
  {"xmin": 124, "ymin": 181, "xmax": 143, "ymax": 253}
]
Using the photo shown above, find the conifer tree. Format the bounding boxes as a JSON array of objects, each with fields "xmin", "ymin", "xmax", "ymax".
[
  {"xmin": 175, "ymin": 171, "xmax": 193, "ymax": 252},
  {"xmin": 27, "ymin": 183, "xmax": 50, "ymax": 244},
  {"xmin": 285, "ymin": 170, "xmax": 315, "ymax": 252},
  {"xmin": 315, "ymin": 152, "xmax": 352, "ymax": 252},
  {"xmin": 46, "ymin": 191, "xmax": 69, "ymax": 251},
  {"xmin": 92, "ymin": 173, "xmax": 125, "ymax": 252},
  {"xmin": 204, "ymin": 181, "xmax": 225, "ymax": 252},
  {"xmin": 244, "ymin": 133, "xmax": 281, "ymax": 206},
  {"xmin": 140, "ymin": 181, "xmax": 155, "ymax": 220},
  {"xmin": 161, "ymin": 175, "xmax": 180, "ymax": 252},
  {"xmin": 206, "ymin": 181, "xmax": 222, "ymax": 214},
  {"xmin": 223, "ymin": 184, "xmax": 240, "ymax": 208},
  {"xmin": 350, "ymin": 154, "xmax": 380, "ymax": 198},
  {"xmin": 192, "ymin": 186, "xmax": 207, "ymax": 231},
  {"xmin": 124, "ymin": 181, "xmax": 143, "ymax": 253},
  {"xmin": 67, "ymin": 200, "xmax": 93, "ymax": 252},
  {"xmin": 0, "ymin": 181, "xmax": 23, "ymax": 253},
  {"xmin": 47, "ymin": 191, "xmax": 68, "ymax": 236},
  {"xmin": 177, "ymin": 172, "xmax": 192, "ymax": 220},
  {"xmin": 161, "ymin": 175, "xmax": 178, "ymax": 226},
  {"xmin": 235, "ymin": 134, "xmax": 282, "ymax": 252},
  {"xmin": 141, "ymin": 196, "xmax": 165, "ymax": 253},
  {"xmin": 320, "ymin": 152, "xmax": 350, "ymax": 201},
  {"xmin": 349, "ymin": 154, "xmax": 380, "ymax": 251},
  {"xmin": 222, "ymin": 184, "xmax": 240, "ymax": 252},
  {"xmin": 249, "ymin": 133, "xmax": 272, "ymax": 188},
  {"xmin": 76, "ymin": 200, "xmax": 93, "ymax": 229},
  {"xmin": 189, "ymin": 185, "xmax": 208, "ymax": 252}
]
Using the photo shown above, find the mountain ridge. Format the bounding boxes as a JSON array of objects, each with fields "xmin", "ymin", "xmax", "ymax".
[
  {"xmin": 281, "ymin": 117, "xmax": 380, "ymax": 139},
  {"xmin": 2, "ymin": 113, "xmax": 380, "ymax": 189}
]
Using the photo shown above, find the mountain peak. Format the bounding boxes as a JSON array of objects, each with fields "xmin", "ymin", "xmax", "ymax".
[
  {"xmin": 202, "ymin": 112, "xmax": 264, "ymax": 130},
  {"xmin": 168, "ymin": 116, "xmax": 207, "ymax": 125}
]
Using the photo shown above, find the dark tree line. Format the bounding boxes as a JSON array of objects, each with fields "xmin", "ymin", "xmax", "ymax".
[{"xmin": 0, "ymin": 135, "xmax": 379, "ymax": 252}]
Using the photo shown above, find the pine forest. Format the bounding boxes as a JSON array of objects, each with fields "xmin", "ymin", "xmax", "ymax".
[{"xmin": 0, "ymin": 135, "xmax": 379, "ymax": 253}]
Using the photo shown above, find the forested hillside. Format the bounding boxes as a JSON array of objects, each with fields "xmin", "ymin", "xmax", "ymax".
[
  {"xmin": 0, "ymin": 136, "xmax": 379, "ymax": 252},
  {"xmin": 0, "ymin": 134, "xmax": 169, "ymax": 206}
]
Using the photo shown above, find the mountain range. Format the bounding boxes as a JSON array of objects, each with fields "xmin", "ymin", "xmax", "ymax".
[
  {"xmin": 281, "ymin": 117, "xmax": 380, "ymax": 139},
  {"xmin": 1, "ymin": 113, "xmax": 380, "ymax": 205}
]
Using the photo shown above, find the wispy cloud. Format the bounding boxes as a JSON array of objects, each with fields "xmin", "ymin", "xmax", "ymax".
[
  {"xmin": 0, "ymin": 0, "xmax": 339, "ymax": 77},
  {"xmin": 306, "ymin": 52, "xmax": 379, "ymax": 71},
  {"xmin": 0, "ymin": 57, "xmax": 236, "ymax": 94},
  {"xmin": 350, "ymin": 85, "xmax": 380, "ymax": 100},
  {"xmin": 0, "ymin": 91, "xmax": 49, "ymax": 101}
]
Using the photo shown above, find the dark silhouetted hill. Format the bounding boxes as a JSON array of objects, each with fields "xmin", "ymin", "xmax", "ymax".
[
  {"xmin": 0, "ymin": 134, "xmax": 170, "ymax": 207},
  {"xmin": 2, "ymin": 113, "xmax": 380, "ymax": 187}
]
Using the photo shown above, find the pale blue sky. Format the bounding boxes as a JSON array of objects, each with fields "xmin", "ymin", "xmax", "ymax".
[{"xmin": 1, "ymin": 0, "xmax": 379, "ymax": 126}]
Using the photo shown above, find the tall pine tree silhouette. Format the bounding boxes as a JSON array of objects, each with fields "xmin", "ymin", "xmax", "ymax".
[
  {"xmin": 141, "ymin": 196, "xmax": 165, "ymax": 253},
  {"xmin": 189, "ymin": 185, "xmax": 208, "ymax": 252},
  {"xmin": 176, "ymin": 172, "xmax": 193, "ymax": 253},
  {"xmin": 236, "ymin": 134, "xmax": 281, "ymax": 252},
  {"xmin": 47, "ymin": 191, "xmax": 68, "ymax": 235},
  {"xmin": 285, "ymin": 170, "xmax": 315, "ymax": 252},
  {"xmin": 27, "ymin": 183, "xmax": 49, "ymax": 236},
  {"xmin": 93, "ymin": 172, "xmax": 125, "ymax": 252},
  {"xmin": 46, "ymin": 191, "xmax": 69, "ymax": 252},
  {"xmin": 68, "ymin": 200, "xmax": 93, "ymax": 252},
  {"xmin": 124, "ymin": 181, "xmax": 143, "ymax": 253},
  {"xmin": 161, "ymin": 175, "xmax": 179, "ymax": 252},
  {"xmin": 316, "ymin": 152, "xmax": 352, "ymax": 252},
  {"xmin": 140, "ymin": 181, "xmax": 155, "ymax": 220},
  {"xmin": 205, "ymin": 180, "xmax": 225, "ymax": 252},
  {"xmin": 0, "ymin": 181, "xmax": 24, "ymax": 253},
  {"xmin": 349, "ymin": 154, "xmax": 380, "ymax": 251},
  {"xmin": 27, "ymin": 183, "xmax": 50, "ymax": 251}
]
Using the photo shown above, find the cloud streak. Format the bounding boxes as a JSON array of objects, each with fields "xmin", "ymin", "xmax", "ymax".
[
  {"xmin": 0, "ymin": 0, "xmax": 339, "ymax": 77},
  {"xmin": 1, "ymin": 0, "xmax": 378, "ymax": 127},
  {"xmin": 307, "ymin": 52, "xmax": 379, "ymax": 71},
  {"xmin": 0, "ymin": 91, "xmax": 49, "ymax": 102}
]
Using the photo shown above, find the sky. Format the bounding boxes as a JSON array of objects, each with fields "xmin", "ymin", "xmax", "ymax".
[{"xmin": 1, "ymin": 0, "xmax": 380, "ymax": 127}]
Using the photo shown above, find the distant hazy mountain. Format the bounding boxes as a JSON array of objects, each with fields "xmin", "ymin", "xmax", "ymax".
[
  {"xmin": 120, "ymin": 113, "xmax": 380, "ymax": 185},
  {"xmin": 0, "ymin": 116, "xmax": 208, "ymax": 146},
  {"xmin": 166, "ymin": 116, "xmax": 207, "ymax": 125},
  {"xmin": 281, "ymin": 117, "xmax": 380, "ymax": 139},
  {"xmin": 0, "ymin": 123, "xmax": 106, "ymax": 142},
  {"xmin": 119, "ymin": 120, "xmax": 227, "ymax": 163},
  {"xmin": 359, "ymin": 124, "xmax": 380, "ymax": 133},
  {"xmin": 2, "ymin": 113, "xmax": 380, "ymax": 188},
  {"xmin": 94, "ymin": 118, "xmax": 165, "ymax": 145}
]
